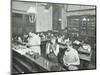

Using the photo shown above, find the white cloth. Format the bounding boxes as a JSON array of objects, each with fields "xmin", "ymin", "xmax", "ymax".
[
  {"xmin": 27, "ymin": 34, "xmax": 41, "ymax": 45},
  {"xmin": 29, "ymin": 46, "xmax": 41, "ymax": 55},
  {"xmin": 27, "ymin": 34, "xmax": 41, "ymax": 55},
  {"xmin": 63, "ymin": 47, "xmax": 80, "ymax": 65}
]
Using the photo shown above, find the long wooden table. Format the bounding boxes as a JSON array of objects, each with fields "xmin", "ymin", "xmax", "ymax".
[
  {"xmin": 58, "ymin": 43, "xmax": 92, "ymax": 61},
  {"xmin": 78, "ymin": 47, "xmax": 92, "ymax": 61},
  {"xmin": 12, "ymin": 47, "xmax": 66, "ymax": 73}
]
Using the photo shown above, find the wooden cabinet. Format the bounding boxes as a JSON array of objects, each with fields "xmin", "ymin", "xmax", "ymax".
[
  {"xmin": 12, "ymin": 13, "xmax": 36, "ymax": 35},
  {"xmin": 67, "ymin": 16, "xmax": 81, "ymax": 38},
  {"xmin": 12, "ymin": 13, "xmax": 23, "ymax": 35},
  {"xmin": 67, "ymin": 15, "xmax": 96, "ymax": 38}
]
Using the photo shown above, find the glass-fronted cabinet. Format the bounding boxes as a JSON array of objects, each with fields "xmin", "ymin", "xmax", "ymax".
[{"xmin": 67, "ymin": 15, "xmax": 96, "ymax": 38}]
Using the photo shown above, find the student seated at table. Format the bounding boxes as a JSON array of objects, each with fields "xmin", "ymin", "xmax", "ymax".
[
  {"xmin": 57, "ymin": 35, "xmax": 65, "ymax": 44},
  {"xmin": 23, "ymin": 34, "xmax": 28, "ymax": 42},
  {"xmin": 79, "ymin": 40, "xmax": 91, "ymax": 53},
  {"xmin": 72, "ymin": 39, "xmax": 82, "ymax": 50},
  {"xmin": 46, "ymin": 37, "xmax": 59, "ymax": 63},
  {"xmin": 78, "ymin": 39, "xmax": 91, "ymax": 70},
  {"xmin": 64, "ymin": 38, "xmax": 70, "ymax": 42},
  {"xmin": 51, "ymin": 33, "xmax": 54, "ymax": 37},
  {"xmin": 46, "ymin": 32, "xmax": 51, "ymax": 40},
  {"xmin": 63, "ymin": 42, "xmax": 80, "ymax": 70},
  {"xmin": 39, "ymin": 32, "xmax": 46, "ymax": 41},
  {"xmin": 26, "ymin": 32, "xmax": 41, "ymax": 55},
  {"xmin": 18, "ymin": 36, "xmax": 22, "ymax": 42}
]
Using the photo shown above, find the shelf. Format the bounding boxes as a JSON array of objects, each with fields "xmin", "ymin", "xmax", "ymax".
[{"xmin": 67, "ymin": 15, "xmax": 96, "ymax": 37}]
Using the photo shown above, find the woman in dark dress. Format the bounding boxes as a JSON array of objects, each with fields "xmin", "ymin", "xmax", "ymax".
[{"xmin": 46, "ymin": 37, "xmax": 59, "ymax": 63}]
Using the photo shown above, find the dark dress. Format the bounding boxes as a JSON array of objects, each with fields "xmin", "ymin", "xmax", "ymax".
[{"xmin": 47, "ymin": 43, "xmax": 59, "ymax": 63}]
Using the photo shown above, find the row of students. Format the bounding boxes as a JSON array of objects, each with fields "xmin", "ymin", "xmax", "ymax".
[
  {"xmin": 46, "ymin": 37, "xmax": 80, "ymax": 70},
  {"xmin": 12, "ymin": 31, "xmax": 91, "ymax": 70}
]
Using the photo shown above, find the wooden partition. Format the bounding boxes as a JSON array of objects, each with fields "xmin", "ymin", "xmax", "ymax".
[{"xmin": 12, "ymin": 13, "xmax": 36, "ymax": 36}]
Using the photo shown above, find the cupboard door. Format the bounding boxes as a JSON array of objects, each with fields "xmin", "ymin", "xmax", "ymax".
[
  {"xmin": 67, "ymin": 16, "xmax": 80, "ymax": 37},
  {"xmin": 67, "ymin": 15, "xmax": 96, "ymax": 37},
  {"xmin": 12, "ymin": 13, "xmax": 23, "ymax": 35}
]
